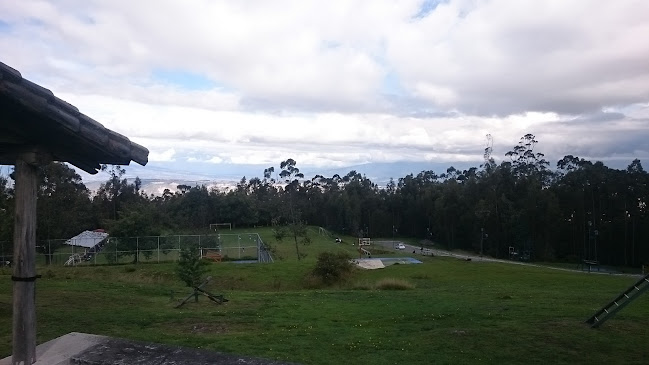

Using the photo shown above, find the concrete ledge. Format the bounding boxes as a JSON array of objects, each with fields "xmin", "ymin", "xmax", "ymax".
[
  {"xmin": 0, "ymin": 333, "xmax": 107, "ymax": 365},
  {"xmin": 1, "ymin": 332, "xmax": 297, "ymax": 365}
]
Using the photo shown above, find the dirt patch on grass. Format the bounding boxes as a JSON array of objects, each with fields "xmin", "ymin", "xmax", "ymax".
[
  {"xmin": 186, "ymin": 322, "xmax": 230, "ymax": 334},
  {"xmin": 375, "ymin": 278, "xmax": 415, "ymax": 290},
  {"xmin": 164, "ymin": 318, "xmax": 260, "ymax": 336}
]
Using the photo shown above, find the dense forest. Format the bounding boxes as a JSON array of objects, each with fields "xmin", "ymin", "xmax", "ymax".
[{"xmin": 0, "ymin": 134, "xmax": 648, "ymax": 267}]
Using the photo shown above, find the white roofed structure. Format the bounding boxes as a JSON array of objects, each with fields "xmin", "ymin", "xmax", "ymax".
[{"xmin": 64, "ymin": 231, "xmax": 109, "ymax": 249}]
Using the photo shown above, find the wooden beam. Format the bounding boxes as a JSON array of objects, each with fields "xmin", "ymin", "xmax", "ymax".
[
  {"xmin": 0, "ymin": 147, "xmax": 52, "ymax": 167},
  {"xmin": 12, "ymin": 158, "xmax": 39, "ymax": 365}
]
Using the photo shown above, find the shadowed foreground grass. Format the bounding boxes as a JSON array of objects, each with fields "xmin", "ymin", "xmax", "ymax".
[{"xmin": 0, "ymin": 256, "xmax": 648, "ymax": 364}]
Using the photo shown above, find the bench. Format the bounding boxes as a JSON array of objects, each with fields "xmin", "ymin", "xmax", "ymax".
[
  {"xmin": 582, "ymin": 259, "xmax": 599, "ymax": 273},
  {"xmin": 203, "ymin": 251, "xmax": 223, "ymax": 262}
]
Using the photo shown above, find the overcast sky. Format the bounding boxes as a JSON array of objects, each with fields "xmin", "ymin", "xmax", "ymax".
[{"xmin": 2, "ymin": 0, "xmax": 649, "ymax": 180}]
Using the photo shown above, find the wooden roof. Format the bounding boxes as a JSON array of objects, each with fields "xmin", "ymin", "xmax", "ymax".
[{"xmin": 0, "ymin": 61, "xmax": 148, "ymax": 173}]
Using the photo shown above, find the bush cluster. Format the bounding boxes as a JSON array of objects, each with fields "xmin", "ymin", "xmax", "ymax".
[{"xmin": 311, "ymin": 251, "xmax": 353, "ymax": 285}]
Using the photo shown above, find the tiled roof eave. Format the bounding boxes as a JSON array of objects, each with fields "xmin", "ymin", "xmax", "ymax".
[{"xmin": 0, "ymin": 61, "xmax": 148, "ymax": 173}]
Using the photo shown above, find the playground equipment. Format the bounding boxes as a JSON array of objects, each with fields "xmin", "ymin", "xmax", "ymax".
[
  {"xmin": 585, "ymin": 273, "xmax": 649, "ymax": 328},
  {"xmin": 358, "ymin": 246, "xmax": 371, "ymax": 259},
  {"xmin": 357, "ymin": 237, "xmax": 371, "ymax": 258},
  {"xmin": 201, "ymin": 250, "xmax": 222, "ymax": 262},
  {"xmin": 64, "ymin": 254, "xmax": 82, "ymax": 266},
  {"xmin": 175, "ymin": 276, "xmax": 228, "ymax": 308}
]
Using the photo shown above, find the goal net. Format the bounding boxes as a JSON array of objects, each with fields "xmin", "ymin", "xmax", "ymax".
[{"xmin": 209, "ymin": 223, "xmax": 232, "ymax": 231}]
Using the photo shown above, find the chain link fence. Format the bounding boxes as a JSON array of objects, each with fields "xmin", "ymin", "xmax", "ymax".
[
  {"xmin": 0, "ymin": 233, "xmax": 273, "ymax": 266},
  {"xmin": 0, "ymin": 240, "xmax": 11, "ymax": 267}
]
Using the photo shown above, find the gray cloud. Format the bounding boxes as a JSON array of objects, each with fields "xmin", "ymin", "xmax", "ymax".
[{"xmin": 1, "ymin": 0, "xmax": 648, "ymax": 173}]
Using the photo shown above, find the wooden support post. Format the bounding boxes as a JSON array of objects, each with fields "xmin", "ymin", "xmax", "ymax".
[{"xmin": 12, "ymin": 159, "xmax": 39, "ymax": 365}]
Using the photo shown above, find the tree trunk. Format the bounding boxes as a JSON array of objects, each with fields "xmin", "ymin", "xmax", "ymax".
[
  {"xmin": 624, "ymin": 202, "xmax": 628, "ymax": 266},
  {"xmin": 294, "ymin": 233, "xmax": 301, "ymax": 261},
  {"xmin": 12, "ymin": 159, "xmax": 39, "ymax": 365}
]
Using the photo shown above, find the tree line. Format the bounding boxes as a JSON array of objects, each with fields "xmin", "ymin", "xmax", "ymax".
[{"xmin": 0, "ymin": 134, "xmax": 647, "ymax": 267}]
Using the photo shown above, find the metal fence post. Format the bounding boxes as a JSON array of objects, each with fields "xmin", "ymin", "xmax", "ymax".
[
  {"xmin": 157, "ymin": 236, "xmax": 160, "ymax": 263},
  {"xmin": 136, "ymin": 237, "xmax": 139, "ymax": 263}
]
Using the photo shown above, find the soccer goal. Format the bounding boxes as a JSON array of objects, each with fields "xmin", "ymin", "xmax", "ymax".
[
  {"xmin": 318, "ymin": 227, "xmax": 332, "ymax": 237},
  {"xmin": 209, "ymin": 223, "xmax": 232, "ymax": 231}
]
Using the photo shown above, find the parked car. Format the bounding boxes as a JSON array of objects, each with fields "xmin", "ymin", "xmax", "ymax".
[{"xmin": 397, "ymin": 243, "xmax": 406, "ymax": 250}]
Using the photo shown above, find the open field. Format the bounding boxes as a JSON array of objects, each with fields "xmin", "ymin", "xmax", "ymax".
[{"xmin": 1, "ymin": 230, "xmax": 648, "ymax": 364}]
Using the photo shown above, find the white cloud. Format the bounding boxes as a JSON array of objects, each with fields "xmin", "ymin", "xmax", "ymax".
[
  {"xmin": 387, "ymin": 0, "xmax": 649, "ymax": 115},
  {"xmin": 1, "ymin": 0, "xmax": 648, "ymax": 176},
  {"xmin": 148, "ymin": 148, "xmax": 176, "ymax": 162}
]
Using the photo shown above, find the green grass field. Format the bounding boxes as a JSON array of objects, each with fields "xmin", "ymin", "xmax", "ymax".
[{"xmin": 1, "ymin": 228, "xmax": 648, "ymax": 364}]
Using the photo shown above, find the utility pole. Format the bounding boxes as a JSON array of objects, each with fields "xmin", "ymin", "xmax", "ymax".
[
  {"xmin": 480, "ymin": 227, "xmax": 484, "ymax": 256},
  {"xmin": 475, "ymin": 208, "xmax": 490, "ymax": 256}
]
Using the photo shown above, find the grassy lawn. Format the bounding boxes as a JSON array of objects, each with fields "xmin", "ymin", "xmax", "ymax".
[{"xmin": 1, "ymin": 231, "xmax": 648, "ymax": 364}]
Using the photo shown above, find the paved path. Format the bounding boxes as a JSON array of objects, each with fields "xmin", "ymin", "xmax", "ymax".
[{"xmin": 374, "ymin": 240, "xmax": 642, "ymax": 278}]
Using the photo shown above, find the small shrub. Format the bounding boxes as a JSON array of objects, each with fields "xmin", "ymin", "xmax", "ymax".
[
  {"xmin": 176, "ymin": 246, "xmax": 209, "ymax": 287},
  {"xmin": 272, "ymin": 276, "xmax": 282, "ymax": 290},
  {"xmin": 312, "ymin": 251, "xmax": 354, "ymax": 285},
  {"xmin": 43, "ymin": 269, "xmax": 55, "ymax": 279},
  {"xmin": 303, "ymin": 275, "xmax": 324, "ymax": 289},
  {"xmin": 123, "ymin": 266, "xmax": 136, "ymax": 273},
  {"xmin": 375, "ymin": 278, "xmax": 415, "ymax": 290}
]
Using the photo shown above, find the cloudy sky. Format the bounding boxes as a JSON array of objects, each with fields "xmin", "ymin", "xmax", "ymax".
[{"xmin": 1, "ymin": 0, "xmax": 649, "ymax": 181}]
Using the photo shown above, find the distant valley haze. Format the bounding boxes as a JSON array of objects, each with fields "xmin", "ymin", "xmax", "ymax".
[
  {"xmin": 76, "ymin": 157, "xmax": 637, "ymax": 196},
  {"xmin": 77, "ymin": 160, "xmax": 480, "ymax": 195}
]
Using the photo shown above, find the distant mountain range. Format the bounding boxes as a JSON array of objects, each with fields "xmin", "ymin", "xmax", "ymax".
[{"xmin": 81, "ymin": 160, "xmax": 481, "ymax": 195}]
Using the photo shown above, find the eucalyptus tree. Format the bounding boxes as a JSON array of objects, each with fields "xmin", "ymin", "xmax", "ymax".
[
  {"xmin": 94, "ymin": 165, "xmax": 128, "ymax": 220},
  {"xmin": 505, "ymin": 134, "xmax": 551, "ymax": 184},
  {"xmin": 37, "ymin": 162, "xmax": 94, "ymax": 238},
  {"xmin": 277, "ymin": 159, "xmax": 310, "ymax": 260}
]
